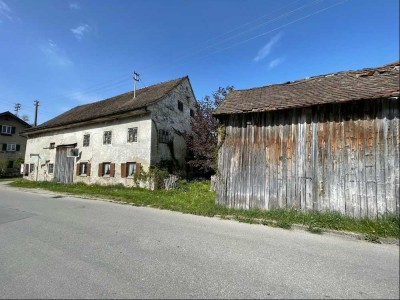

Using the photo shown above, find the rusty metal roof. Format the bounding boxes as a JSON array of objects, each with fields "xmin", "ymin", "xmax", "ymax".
[
  {"xmin": 214, "ymin": 61, "xmax": 400, "ymax": 116},
  {"xmin": 26, "ymin": 76, "xmax": 188, "ymax": 133}
]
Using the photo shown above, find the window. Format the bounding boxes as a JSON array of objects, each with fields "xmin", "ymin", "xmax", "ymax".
[
  {"xmin": 103, "ymin": 131, "xmax": 112, "ymax": 144},
  {"xmin": 48, "ymin": 163, "xmax": 54, "ymax": 174},
  {"xmin": 127, "ymin": 162, "xmax": 136, "ymax": 177},
  {"xmin": 121, "ymin": 162, "xmax": 141, "ymax": 178},
  {"xmin": 29, "ymin": 164, "xmax": 35, "ymax": 173},
  {"xmin": 127, "ymin": 127, "xmax": 138, "ymax": 143},
  {"xmin": 83, "ymin": 134, "xmax": 90, "ymax": 147},
  {"xmin": 76, "ymin": 162, "xmax": 90, "ymax": 176},
  {"xmin": 178, "ymin": 101, "xmax": 183, "ymax": 112},
  {"xmin": 1, "ymin": 125, "xmax": 14, "ymax": 135},
  {"xmin": 49, "ymin": 143, "xmax": 55, "ymax": 149},
  {"xmin": 190, "ymin": 109, "xmax": 194, "ymax": 117},
  {"xmin": 7, "ymin": 161, "xmax": 13, "ymax": 168},
  {"xmin": 159, "ymin": 129, "xmax": 172, "ymax": 143},
  {"xmin": 6, "ymin": 144, "xmax": 16, "ymax": 152},
  {"xmin": 98, "ymin": 162, "xmax": 114, "ymax": 177}
]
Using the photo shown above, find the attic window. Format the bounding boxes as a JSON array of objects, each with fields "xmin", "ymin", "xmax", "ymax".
[
  {"xmin": 1, "ymin": 125, "xmax": 15, "ymax": 135},
  {"xmin": 178, "ymin": 101, "xmax": 183, "ymax": 112},
  {"xmin": 103, "ymin": 131, "xmax": 112, "ymax": 144},
  {"xmin": 127, "ymin": 127, "xmax": 138, "ymax": 143}
]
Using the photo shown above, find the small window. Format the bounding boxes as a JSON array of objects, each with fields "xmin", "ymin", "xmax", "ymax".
[
  {"xmin": 7, "ymin": 161, "xmax": 13, "ymax": 168},
  {"xmin": 127, "ymin": 162, "xmax": 136, "ymax": 177},
  {"xmin": 48, "ymin": 163, "xmax": 54, "ymax": 174},
  {"xmin": 80, "ymin": 162, "xmax": 88, "ymax": 175},
  {"xmin": 127, "ymin": 127, "xmax": 138, "ymax": 143},
  {"xmin": 103, "ymin": 162, "xmax": 111, "ymax": 175},
  {"xmin": 178, "ymin": 101, "xmax": 183, "ymax": 112},
  {"xmin": 83, "ymin": 134, "xmax": 90, "ymax": 147},
  {"xmin": 190, "ymin": 109, "xmax": 194, "ymax": 117},
  {"xmin": 1, "ymin": 125, "xmax": 13, "ymax": 135},
  {"xmin": 6, "ymin": 144, "xmax": 16, "ymax": 152},
  {"xmin": 103, "ymin": 131, "xmax": 112, "ymax": 144},
  {"xmin": 159, "ymin": 129, "xmax": 171, "ymax": 143},
  {"xmin": 29, "ymin": 163, "xmax": 35, "ymax": 173},
  {"xmin": 49, "ymin": 143, "xmax": 55, "ymax": 149}
]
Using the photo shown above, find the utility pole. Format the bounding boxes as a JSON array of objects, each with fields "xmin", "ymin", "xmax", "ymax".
[
  {"xmin": 34, "ymin": 100, "xmax": 39, "ymax": 126},
  {"xmin": 133, "ymin": 72, "xmax": 140, "ymax": 98},
  {"xmin": 14, "ymin": 103, "xmax": 21, "ymax": 116}
]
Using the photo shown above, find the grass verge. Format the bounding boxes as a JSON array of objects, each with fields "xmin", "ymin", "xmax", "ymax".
[{"xmin": 9, "ymin": 179, "xmax": 399, "ymax": 239}]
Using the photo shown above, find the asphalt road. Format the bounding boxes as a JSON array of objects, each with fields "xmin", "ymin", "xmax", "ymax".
[{"xmin": 0, "ymin": 182, "xmax": 399, "ymax": 299}]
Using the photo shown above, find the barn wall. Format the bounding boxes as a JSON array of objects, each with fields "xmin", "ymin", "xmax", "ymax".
[{"xmin": 216, "ymin": 98, "xmax": 399, "ymax": 218}]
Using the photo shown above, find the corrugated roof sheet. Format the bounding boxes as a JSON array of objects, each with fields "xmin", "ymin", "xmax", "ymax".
[
  {"xmin": 26, "ymin": 76, "xmax": 188, "ymax": 132},
  {"xmin": 214, "ymin": 61, "xmax": 399, "ymax": 115}
]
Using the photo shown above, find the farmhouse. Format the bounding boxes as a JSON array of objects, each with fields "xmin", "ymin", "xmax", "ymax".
[
  {"xmin": 0, "ymin": 111, "xmax": 31, "ymax": 177},
  {"xmin": 23, "ymin": 76, "xmax": 197, "ymax": 186},
  {"xmin": 213, "ymin": 62, "xmax": 399, "ymax": 218}
]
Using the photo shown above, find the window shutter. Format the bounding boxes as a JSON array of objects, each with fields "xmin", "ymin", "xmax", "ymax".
[
  {"xmin": 76, "ymin": 163, "xmax": 80, "ymax": 176},
  {"xmin": 121, "ymin": 163, "xmax": 126, "ymax": 178},
  {"xmin": 136, "ymin": 163, "xmax": 141, "ymax": 175},
  {"xmin": 110, "ymin": 163, "xmax": 115, "ymax": 177},
  {"xmin": 16, "ymin": 144, "xmax": 20, "ymax": 151},
  {"xmin": 87, "ymin": 163, "xmax": 91, "ymax": 176},
  {"xmin": 98, "ymin": 163, "xmax": 103, "ymax": 177},
  {"xmin": 11, "ymin": 127, "xmax": 16, "ymax": 134},
  {"xmin": 2, "ymin": 144, "xmax": 6, "ymax": 151}
]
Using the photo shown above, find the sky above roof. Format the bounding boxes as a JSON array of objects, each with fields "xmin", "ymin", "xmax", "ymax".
[{"xmin": 0, "ymin": 0, "xmax": 398, "ymax": 125}]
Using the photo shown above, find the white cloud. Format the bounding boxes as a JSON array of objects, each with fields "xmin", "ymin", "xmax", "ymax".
[
  {"xmin": 69, "ymin": 2, "xmax": 80, "ymax": 10},
  {"xmin": 41, "ymin": 40, "xmax": 72, "ymax": 67},
  {"xmin": 268, "ymin": 57, "xmax": 285, "ymax": 70},
  {"xmin": 71, "ymin": 24, "xmax": 91, "ymax": 40},
  {"xmin": 0, "ymin": 0, "xmax": 12, "ymax": 21},
  {"xmin": 253, "ymin": 32, "xmax": 283, "ymax": 63}
]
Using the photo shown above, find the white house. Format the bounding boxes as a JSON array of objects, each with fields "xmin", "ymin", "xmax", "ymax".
[{"xmin": 23, "ymin": 76, "xmax": 197, "ymax": 186}]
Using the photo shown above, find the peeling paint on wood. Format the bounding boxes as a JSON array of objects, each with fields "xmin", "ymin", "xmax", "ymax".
[{"xmin": 216, "ymin": 98, "xmax": 400, "ymax": 218}]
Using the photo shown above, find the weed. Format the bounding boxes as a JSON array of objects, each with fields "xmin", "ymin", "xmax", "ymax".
[{"xmin": 275, "ymin": 220, "xmax": 292, "ymax": 229}]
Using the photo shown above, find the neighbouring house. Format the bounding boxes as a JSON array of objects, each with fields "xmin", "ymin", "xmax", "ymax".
[
  {"xmin": 23, "ymin": 76, "xmax": 197, "ymax": 186},
  {"xmin": 0, "ymin": 111, "xmax": 31, "ymax": 177},
  {"xmin": 213, "ymin": 62, "xmax": 399, "ymax": 218}
]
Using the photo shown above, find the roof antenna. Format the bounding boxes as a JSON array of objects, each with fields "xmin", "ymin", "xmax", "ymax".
[{"xmin": 133, "ymin": 72, "xmax": 140, "ymax": 98}]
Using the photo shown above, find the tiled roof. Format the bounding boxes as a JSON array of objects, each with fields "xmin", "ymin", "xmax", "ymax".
[
  {"xmin": 26, "ymin": 76, "xmax": 188, "ymax": 132},
  {"xmin": 214, "ymin": 61, "xmax": 400, "ymax": 115},
  {"xmin": 0, "ymin": 111, "xmax": 31, "ymax": 127}
]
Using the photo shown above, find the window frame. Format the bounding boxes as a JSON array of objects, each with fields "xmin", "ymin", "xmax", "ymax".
[
  {"xmin": 126, "ymin": 162, "xmax": 136, "ymax": 177},
  {"xmin": 6, "ymin": 144, "xmax": 16, "ymax": 152},
  {"xmin": 103, "ymin": 131, "xmax": 112, "ymax": 145},
  {"xmin": 103, "ymin": 162, "xmax": 111, "ymax": 176},
  {"xmin": 1, "ymin": 125, "xmax": 12, "ymax": 135},
  {"xmin": 48, "ymin": 163, "xmax": 54, "ymax": 174},
  {"xmin": 83, "ymin": 134, "xmax": 90, "ymax": 147},
  {"xmin": 127, "ymin": 127, "xmax": 138, "ymax": 143}
]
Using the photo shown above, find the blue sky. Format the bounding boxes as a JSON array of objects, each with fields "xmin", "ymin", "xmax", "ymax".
[{"xmin": 0, "ymin": 0, "xmax": 398, "ymax": 124}]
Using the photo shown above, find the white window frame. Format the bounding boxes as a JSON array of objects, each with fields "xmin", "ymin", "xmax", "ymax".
[
  {"xmin": 103, "ymin": 162, "xmax": 111, "ymax": 176},
  {"xmin": 6, "ymin": 144, "xmax": 16, "ymax": 152},
  {"xmin": 1, "ymin": 125, "xmax": 12, "ymax": 134}
]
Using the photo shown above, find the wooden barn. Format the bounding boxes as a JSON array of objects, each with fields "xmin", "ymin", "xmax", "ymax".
[{"xmin": 213, "ymin": 62, "xmax": 399, "ymax": 218}]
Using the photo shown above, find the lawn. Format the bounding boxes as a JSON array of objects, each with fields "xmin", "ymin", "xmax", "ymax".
[{"xmin": 9, "ymin": 179, "xmax": 399, "ymax": 240}]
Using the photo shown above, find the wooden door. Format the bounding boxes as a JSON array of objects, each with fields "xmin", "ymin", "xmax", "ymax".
[{"xmin": 54, "ymin": 147, "xmax": 74, "ymax": 183}]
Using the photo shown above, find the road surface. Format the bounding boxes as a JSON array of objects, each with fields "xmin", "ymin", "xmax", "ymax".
[{"xmin": 0, "ymin": 182, "xmax": 398, "ymax": 299}]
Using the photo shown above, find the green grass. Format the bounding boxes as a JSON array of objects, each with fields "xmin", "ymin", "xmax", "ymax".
[
  {"xmin": 9, "ymin": 179, "xmax": 400, "ymax": 239},
  {"xmin": 0, "ymin": 177, "xmax": 21, "ymax": 181}
]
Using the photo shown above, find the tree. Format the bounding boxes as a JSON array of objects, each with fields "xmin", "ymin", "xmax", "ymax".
[
  {"xmin": 186, "ymin": 86, "xmax": 233, "ymax": 178},
  {"xmin": 21, "ymin": 114, "xmax": 30, "ymax": 122}
]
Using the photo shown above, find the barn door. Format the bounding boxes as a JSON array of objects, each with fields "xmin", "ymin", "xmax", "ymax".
[{"xmin": 54, "ymin": 147, "xmax": 75, "ymax": 183}]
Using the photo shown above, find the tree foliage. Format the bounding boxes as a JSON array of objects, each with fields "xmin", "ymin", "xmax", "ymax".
[{"xmin": 186, "ymin": 86, "xmax": 233, "ymax": 178}]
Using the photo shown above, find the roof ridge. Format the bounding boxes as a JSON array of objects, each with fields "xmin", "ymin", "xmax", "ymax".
[{"xmin": 230, "ymin": 61, "xmax": 399, "ymax": 93}]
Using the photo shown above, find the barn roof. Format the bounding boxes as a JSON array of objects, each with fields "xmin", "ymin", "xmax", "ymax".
[
  {"xmin": 25, "ymin": 76, "xmax": 188, "ymax": 133},
  {"xmin": 214, "ymin": 61, "xmax": 400, "ymax": 116}
]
